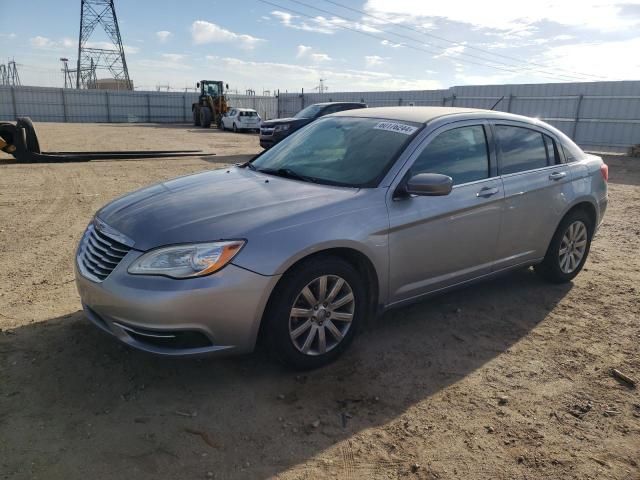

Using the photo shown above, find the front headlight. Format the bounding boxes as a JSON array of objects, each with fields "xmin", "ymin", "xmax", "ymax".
[
  {"xmin": 128, "ymin": 240, "xmax": 245, "ymax": 279},
  {"xmin": 274, "ymin": 124, "xmax": 290, "ymax": 132}
]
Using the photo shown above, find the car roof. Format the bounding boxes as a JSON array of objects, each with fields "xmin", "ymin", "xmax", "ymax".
[
  {"xmin": 311, "ymin": 102, "xmax": 366, "ymax": 106},
  {"xmin": 330, "ymin": 106, "xmax": 551, "ymax": 126},
  {"xmin": 232, "ymin": 107, "xmax": 257, "ymax": 111},
  {"xmin": 329, "ymin": 106, "xmax": 576, "ymax": 147}
]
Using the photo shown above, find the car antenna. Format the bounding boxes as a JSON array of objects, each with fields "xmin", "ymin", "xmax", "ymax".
[{"xmin": 490, "ymin": 96, "xmax": 505, "ymax": 110}]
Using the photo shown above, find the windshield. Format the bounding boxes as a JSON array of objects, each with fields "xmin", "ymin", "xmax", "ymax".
[
  {"xmin": 240, "ymin": 111, "xmax": 258, "ymax": 117},
  {"xmin": 204, "ymin": 83, "xmax": 220, "ymax": 96},
  {"xmin": 293, "ymin": 104, "xmax": 324, "ymax": 119},
  {"xmin": 251, "ymin": 116, "xmax": 422, "ymax": 187}
]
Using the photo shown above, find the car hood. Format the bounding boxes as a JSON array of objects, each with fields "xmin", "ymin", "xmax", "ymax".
[
  {"xmin": 261, "ymin": 117, "xmax": 309, "ymax": 127},
  {"xmin": 96, "ymin": 167, "xmax": 359, "ymax": 251}
]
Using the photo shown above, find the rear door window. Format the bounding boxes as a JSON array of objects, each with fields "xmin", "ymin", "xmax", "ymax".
[
  {"xmin": 411, "ymin": 125, "xmax": 489, "ymax": 185},
  {"xmin": 496, "ymin": 125, "xmax": 548, "ymax": 174}
]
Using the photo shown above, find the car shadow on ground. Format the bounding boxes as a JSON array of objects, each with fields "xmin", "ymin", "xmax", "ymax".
[{"xmin": 0, "ymin": 268, "xmax": 571, "ymax": 479}]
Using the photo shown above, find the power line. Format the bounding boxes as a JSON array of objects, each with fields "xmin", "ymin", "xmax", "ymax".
[
  {"xmin": 322, "ymin": 0, "xmax": 606, "ymax": 81},
  {"xmin": 281, "ymin": 0, "xmax": 601, "ymax": 82},
  {"xmin": 258, "ymin": 0, "xmax": 586, "ymax": 82}
]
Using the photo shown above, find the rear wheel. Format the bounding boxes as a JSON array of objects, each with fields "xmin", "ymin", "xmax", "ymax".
[
  {"xmin": 192, "ymin": 108, "xmax": 200, "ymax": 126},
  {"xmin": 200, "ymin": 107, "xmax": 212, "ymax": 128},
  {"xmin": 535, "ymin": 209, "xmax": 594, "ymax": 283},
  {"xmin": 264, "ymin": 257, "xmax": 365, "ymax": 369}
]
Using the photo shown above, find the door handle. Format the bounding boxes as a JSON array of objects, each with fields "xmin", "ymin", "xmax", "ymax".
[
  {"xmin": 476, "ymin": 186, "xmax": 499, "ymax": 198},
  {"xmin": 549, "ymin": 171, "xmax": 567, "ymax": 181}
]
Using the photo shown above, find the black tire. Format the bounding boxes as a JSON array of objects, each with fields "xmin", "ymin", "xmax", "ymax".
[
  {"xmin": 192, "ymin": 108, "xmax": 201, "ymax": 126},
  {"xmin": 200, "ymin": 107, "xmax": 212, "ymax": 128},
  {"xmin": 233, "ymin": 123, "xmax": 238, "ymax": 133},
  {"xmin": 535, "ymin": 209, "xmax": 594, "ymax": 283},
  {"xmin": 264, "ymin": 256, "xmax": 366, "ymax": 370}
]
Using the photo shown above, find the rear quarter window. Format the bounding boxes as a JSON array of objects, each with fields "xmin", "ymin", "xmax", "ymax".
[{"xmin": 560, "ymin": 139, "xmax": 585, "ymax": 162}]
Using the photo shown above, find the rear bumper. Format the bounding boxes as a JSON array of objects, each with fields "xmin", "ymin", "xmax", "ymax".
[
  {"xmin": 75, "ymin": 250, "xmax": 280, "ymax": 357},
  {"xmin": 595, "ymin": 195, "xmax": 608, "ymax": 233}
]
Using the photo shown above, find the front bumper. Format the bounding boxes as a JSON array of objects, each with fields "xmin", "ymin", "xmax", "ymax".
[
  {"xmin": 259, "ymin": 129, "xmax": 288, "ymax": 148},
  {"xmin": 75, "ymin": 249, "xmax": 280, "ymax": 356}
]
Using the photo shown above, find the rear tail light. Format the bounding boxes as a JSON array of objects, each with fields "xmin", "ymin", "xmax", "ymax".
[{"xmin": 600, "ymin": 163, "xmax": 609, "ymax": 182}]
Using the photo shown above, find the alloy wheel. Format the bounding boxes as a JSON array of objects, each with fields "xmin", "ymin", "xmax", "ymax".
[
  {"xmin": 558, "ymin": 220, "xmax": 588, "ymax": 274},
  {"xmin": 288, "ymin": 275, "xmax": 355, "ymax": 356}
]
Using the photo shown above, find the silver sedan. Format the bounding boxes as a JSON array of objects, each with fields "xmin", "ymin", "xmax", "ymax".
[{"xmin": 75, "ymin": 107, "xmax": 608, "ymax": 369}]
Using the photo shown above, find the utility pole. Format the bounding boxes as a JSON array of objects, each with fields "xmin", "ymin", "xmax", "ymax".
[
  {"xmin": 6, "ymin": 60, "xmax": 21, "ymax": 86},
  {"xmin": 77, "ymin": 0, "xmax": 132, "ymax": 89},
  {"xmin": 60, "ymin": 58, "xmax": 74, "ymax": 88},
  {"xmin": 315, "ymin": 78, "xmax": 328, "ymax": 94}
]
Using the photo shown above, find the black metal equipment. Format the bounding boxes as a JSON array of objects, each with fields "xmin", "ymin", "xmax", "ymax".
[{"xmin": 0, "ymin": 118, "xmax": 214, "ymax": 163}]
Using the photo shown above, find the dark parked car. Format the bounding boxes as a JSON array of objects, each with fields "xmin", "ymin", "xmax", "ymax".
[{"xmin": 259, "ymin": 102, "xmax": 366, "ymax": 149}]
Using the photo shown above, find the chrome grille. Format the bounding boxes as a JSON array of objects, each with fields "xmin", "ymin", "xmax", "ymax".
[{"xmin": 77, "ymin": 222, "xmax": 132, "ymax": 282}]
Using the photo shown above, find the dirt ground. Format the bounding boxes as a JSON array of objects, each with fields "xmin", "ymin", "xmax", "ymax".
[{"xmin": 0, "ymin": 123, "xmax": 638, "ymax": 480}]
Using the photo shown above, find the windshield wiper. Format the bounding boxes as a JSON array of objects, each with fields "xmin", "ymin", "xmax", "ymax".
[
  {"xmin": 239, "ymin": 161, "xmax": 256, "ymax": 170},
  {"xmin": 257, "ymin": 167, "xmax": 319, "ymax": 183}
]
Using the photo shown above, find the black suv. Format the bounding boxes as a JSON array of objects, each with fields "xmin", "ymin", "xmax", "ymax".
[{"xmin": 259, "ymin": 102, "xmax": 367, "ymax": 149}]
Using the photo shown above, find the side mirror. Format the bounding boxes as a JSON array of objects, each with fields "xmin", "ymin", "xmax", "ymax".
[
  {"xmin": 404, "ymin": 173, "xmax": 453, "ymax": 196},
  {"xmin": 196, "ymin": 82, "xmax": 200, "ymax": 88},
  {"xmin": 226, "ymin": 83, "xmax": 229, "ymax": 90}
]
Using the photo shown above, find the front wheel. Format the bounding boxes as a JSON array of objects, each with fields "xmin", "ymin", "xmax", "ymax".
[
  {"xmin": 264, "ymin": 257, "xmax": 365, "ymax": 369},
  {"xmin": 192, "ymin": 109, "xmax": 200, "ymax": 126},
  {"xmin": 535, "ymin": 209, "xmax": 594, "ymax": 283},
  {"xmin": 200, "ymin": 107, "xmax": 212, "ymax": 128}
]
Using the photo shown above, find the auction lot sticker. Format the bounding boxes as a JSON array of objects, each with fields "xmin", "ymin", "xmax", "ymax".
[{"xmin": 373, "ymin": 121, "xmax": 418, "ymax": 135}]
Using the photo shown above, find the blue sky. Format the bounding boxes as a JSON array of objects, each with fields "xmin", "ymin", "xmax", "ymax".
[{"xmin": 1, "ymin": 0, "xmax": 640, "ymax": 92}]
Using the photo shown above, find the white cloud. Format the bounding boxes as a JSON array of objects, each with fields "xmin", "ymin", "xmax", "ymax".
[
  {"xmin": 270, "ymin": 10, "xmax": 380, "ymax": 35},
  {"xmin": 296, "ymin": 45, "xmax": 332, "ymax": 62},
  {"xmin": 542, "ymin": 38, "xmax": 640, "ymax": 80},
  {"xmin": 1, "ymin": 33, "xmax": 17, "ymax": 39},
  {"xmin": 365, "ymin": 55, "xmax": 387, "ymax": 67},
  {"xmin": 553, "ymin": 34, "xmax": 574, "ymax": 41},
  {"xmin": 191, "ymin": 20, "xmax": 264, "ymax": 49},
  {"xmin": 296, "ymin": 45, "xmax": 312, "ymax": 58},
  {"xmin": 381, "ymin": 39, "xmax": 403, "ymax": 48},
  {"xmin": 30, "ymin": 36, "xmax": 75, "ymax": 49},
  {"xmin": 30, "ymin": 36, "xmax": 56, "ymax": 48},
  {"xmin": 161, "ymin": 53, "xmax": 186, "ymax": 62},
  {"xmin": 364, "ymin": 0, "xmax": 640, "ymax": 32},
  {"xmin": 204, "ymin": 55, "xmax": 442, "ymax": 91},
  {"xmin": 156, "ymin": 31, "xmax": 172, "ymax": 42},
  {"xmin": 311, "ymin": 53, "xmax": 332, "ymax": 62},
  {"xmin": 433, "ymin": 44, "xmax": 465, "ymax": 59},
  {"xmin": 271, "ymin": 10, "xmax": 334, "ymax": 34}
]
